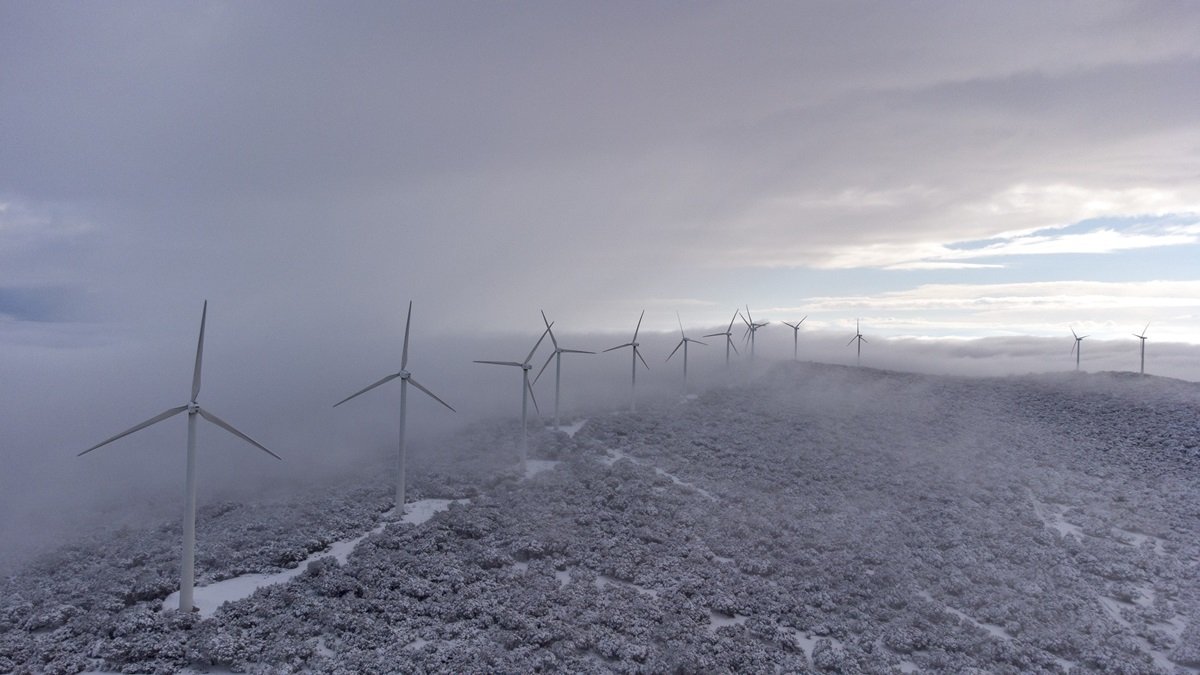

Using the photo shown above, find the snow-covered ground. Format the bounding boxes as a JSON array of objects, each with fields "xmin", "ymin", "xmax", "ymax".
[{"xmin": 4, "ymin": 363, "xmax": 1199, "ymax": 674}]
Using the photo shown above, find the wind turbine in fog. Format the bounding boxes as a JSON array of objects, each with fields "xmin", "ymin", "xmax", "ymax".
[
  {"xmin": 848, "ymin": 319, "xmax": 867, "ymax": 366},
  {"xmin": 533, "ymin": 310, "xmax": 594, "ymax": 428},
  {"xmin": 334, "ymin": 301, "xmax": 455, "ymax": 516},
  {"xmin": 475, "ymin": 325, "xmax": 551, "ymax": 469},
  {"xmin": 703, "ymin": 310, "xmax": 741, "ymax": 367},
  {"xmin": 782, "ymin": 317, "xmax": 807, "ymax": 361},
  {"xmin": 79, "ymin": 301, "xmax": 280, "ymax": 614},
  {"xmin": 1070, "ymin": 328, "xmax": 1088, "ymax": 371},
  {"xmin": 741, "ymin": 305, "xmax": 768, "ymax": 360},
  {"xmin": 666, "ymin": 312, "xmax": 707, "ymax": 395},
  {"xmin": 604, "ymin": 310, "xmax": 650, "ymax": 412},
  {"xmin": 1133, "ymin": 323, "xmax": 1149, "ymax": 375}
]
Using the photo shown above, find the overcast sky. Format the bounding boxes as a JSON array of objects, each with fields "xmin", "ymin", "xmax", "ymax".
[{"xmin": 3, "ymin": 2, "xmax": 1200, "ymax": 559}]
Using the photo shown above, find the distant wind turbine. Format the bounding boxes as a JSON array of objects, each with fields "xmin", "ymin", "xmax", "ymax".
[
  {"xmin": 847, "ymin": 319, "xmax": 867, "ymax": 366},
  {"xmin": 604, "ymin": 310, "xmax": 649, "ymax": 412},
  {"xmin": 334, "ymin": 301, "xmax": 455, "ymax": 515},
  {"xmin": 1070, "ymin": 328, "xmax": 1088, "ymax": 371},
  {"xmin": 475, "ymin": 325, "xmax": 551, "ymax": 469},
  {"xmin": 741, "ymin": 305, "xmax": 768, "ymax": 359},
  {"xmin": 1133, "ymin": 323, "xmax": 1150, "ymax": 375},
  {"xmin": 702, "ymin": 310, "xmax": 741, "ymax": 367},
  {"xmin": 533, "ymin": 310, "xmax": 594, "ymax": 428},
  {"xmin": 782, "ymin": 316, "xmax": 807, "ymax": 361},
  {"xmin": 666, "ymin": 312, "xmax": 707, "ymax": 395},
  {"xmin": 79, "ymin": 301, "xmax": 280, "ymax": 614}
]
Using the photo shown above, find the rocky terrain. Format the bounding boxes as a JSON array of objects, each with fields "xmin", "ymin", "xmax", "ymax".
[{"xmin": 2, "ymin": 363, "xmax": 1199, "ymax": 674}]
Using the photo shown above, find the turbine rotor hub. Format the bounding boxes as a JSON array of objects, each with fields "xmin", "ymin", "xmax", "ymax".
[
  {"xmin": 400, "ymin": 370, "xmax": 411, "ymax": 379},
  {"xmin": 186, "ymin": 402, "xmax": 200, "ymax": 414}
]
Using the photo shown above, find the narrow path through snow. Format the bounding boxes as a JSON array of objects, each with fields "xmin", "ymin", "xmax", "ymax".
[{"xmin": 162, "ymin": 498, "xmax": 467, "ymax": 618}]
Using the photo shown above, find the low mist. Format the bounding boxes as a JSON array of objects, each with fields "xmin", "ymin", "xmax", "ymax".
[{"xmin": 3, "ymin": 314, "xmax": 1198, "ymax": 571}]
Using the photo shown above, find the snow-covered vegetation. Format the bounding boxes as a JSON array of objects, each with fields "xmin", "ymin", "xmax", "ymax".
[{"xmin": 3, "ymin": 363, "xmax": 1198, "ymax": 673}]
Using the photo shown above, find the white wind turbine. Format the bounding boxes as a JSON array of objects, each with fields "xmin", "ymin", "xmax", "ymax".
[
  {"xmin": 666, "ymin": 312, "xmax": 707, "ymax": 395},
  {"xmin": 848, "ymin": 319, "xmax": 867, "ymax": 366},
  {"xmin": 1070, "ymin": 327, "xmax": 1088, "ymax": 371},
  {"xmin": 741, "ymin": 305, "xmax": 768, "ymax": 359},
  {"xmin": 334, "ymin": 301, "xmax": 455, "ymax": 515},
  {"xmin": 1132, "ymin": 319, "xmax": 1152, "ymax": 372},
  {"xmin": 702, "ymin": 310, "xmax": 741, "ymax": 367},
  {"xmin": 79, "ymin": 302, "xmax": 280, "ymax": 614},
  {"xmin": 782, "ymin": 316, "xmax": 807, "ymax": 361},
  {"xmin": 533, "ymin": 310, "xmax": 594, "ymax": 428},
  {"xmin": 475, "ymin": 325, "xmax": 551, "ymax": 469},
  {"xmin": 604, "ymin": 310, "xmax": 650, "ymax": 412}
]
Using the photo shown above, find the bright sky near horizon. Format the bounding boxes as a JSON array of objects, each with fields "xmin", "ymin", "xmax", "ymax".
[{"xmin": 2, "ymin": 1, "xmax": 1199, "ymax": 345}]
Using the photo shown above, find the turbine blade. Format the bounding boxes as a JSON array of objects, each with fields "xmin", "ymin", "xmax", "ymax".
[
  {"xmin": 636, "ymin": 347, "xmax": 650, "ymax": 370},
  {"xmin": 783, "ymin": 322, "xmax": 796, "ymax": 330},
  {"xmin": 1070, "ymin": 341, "xmax": 1077, "ymax": 355},
  {"xmin": 728, "ymin": 310, "xmax": 739, "ymax": 332},
  {"xmin": 666, "ymin": 339, "xmax": 683, "ymax": 362},
  {"xmin": 740, "ymin": 312, "xmax": 752, "ymax": 328},
  {"xmin": 677, "ymin": 311, "xmax": 684, "ymax": 336},
  {"xmin": 79, "ymin": 405, "xmax": 189, "ymax": 456},
  {"xmin": 847, "ymin": 335, "xmax": 858, "ymax": 346},
  {"xmin": 603, "ymin": 343, "xmax": 632, "ymax": 353},
  {"xmin": 800, "ymin": 316, "xmax": 807, "ymax": 324},
  {"xmin": 745, "ymin": 305, "xmax": 753, "ymax": 324},
  {"xmin": 633, "ymin": 310, "xmax": 645, "ymax": 342},
  {"xmin": 407, "ymin": 376, "xmax": 456, "ymax": 412},
  {"xmin": 691, "ymin": 338, "xmax": 708, "ymax": 346},
  {"xmin": 1142, "ymin": 322, "xmax": 1150, "ymax": 337},
  {"xmin": 1071, "ymin": 327, "xmax": 1078, "ymax": 339},
  {"xmin": 562, "ymin": 348, "xmax": 594, "ymax": 354},
  {"xmin": 533, "ymin": 352, "xmax": 554, "ymax": 384},
  {"xmin": 192, "ymin": 301, "xmax": 207, "ymax": 402},
  {"xmin": 401, "ymin": 300, "xmax": 413, "ymax": 370},
  {"xmin": 541, "ymin": 310, "xmax": 559, "ymax": 350},
  {"xmin": 198, "ymin": 408, "xmax": 281, "ymax": 460},
  {"xmin": 728, "ymin": 336, "xmax": 739, "ymax": 354},
  {"xmin": 702, "ymin": 332, "xmax": 725, "ymax": 338},
  {"xmin": 333, "ymin": 372, "xmax": 402, "ymax": 407},
  {"xmin": 861, "ymin": 336, "xmax": 868, "ymax": 343},
  {"xmin": 526, "ymin": 378, "xmax": 540, "ymax": 415},
  {"xmin": 525, "ymin": 324, "xmax": 552, "ymax": 365},
  {"xmin": 474, "ymin": 360, "xmax": 525, "ymax": 367}
]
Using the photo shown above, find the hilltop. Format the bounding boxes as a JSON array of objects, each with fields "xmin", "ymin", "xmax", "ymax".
[{"xmin": 2, "ymin": 364, "xmax": 1199, "ymax": 674}]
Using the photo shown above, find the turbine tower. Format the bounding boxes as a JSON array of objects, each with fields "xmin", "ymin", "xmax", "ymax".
[
  {"xmin": 1070, "ymin": 328, "xmax": 1088, "ymax": 371},
  {"xmin": 782, "ymin": 316, "xmax": 807, "ymax": 361},
  {"xmin": 603, "ymin": 310, "xmax": 649, "ymax": 412},
  {"xmin": 702, "ymin": 310, "xmax": 741, "ymax": 367},
  {"xmin": 741, "ymin": 305, "xmax": 768, "ymax": 359},
  {"xmin": 1133, "ymin": 323, "xmax": 1149, "ymax": 376},
  {"xmin": 79, "ymin": 301, "xmax": 280, "ymax": 614},
  {"xmin": 847, "ymin": 319, "xmax": 867, "ymax": 366},
  {"xmin": 334, "ymin": 301, "xmax": 455, "ymax": 515},
  {"xmin": 475, "ymin": 325, "xmax": 551, "ymax": 469},
  {"xmin": 666, "ymin": 312, "xmax": 707, "ymax": 395},
  {"xmin": 533, "ymin": 310, "xmax": 594, "ymax": 428}
]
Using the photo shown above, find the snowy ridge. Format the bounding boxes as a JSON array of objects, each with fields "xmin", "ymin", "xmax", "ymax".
[{"xmin": 5, "ymin": 365, "xmax": 1200, "ymax": 673}]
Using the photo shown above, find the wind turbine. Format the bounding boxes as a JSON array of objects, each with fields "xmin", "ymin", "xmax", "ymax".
[
  {"xmin": 1070, "ymin": 328, "xmax": 1088, "ymax": 371},
  {"xmin": 334, "ymin": 301, "xmax": 455, "ymax": 515},
  {"xmin": 604, "ymin": 310, "xmax": 649, "ymax": 412},
  {"xmin": 782, "ymin": 316, "xmax": 807, "ymax": 361},
  {"xmin": 666, "ymin": 312, "xmax": 707, "ymax": 395},
  {"xmin": 847, "ymin": 319, "xmax": 867, "ymax": 366},
  {"xmin": 702, "ymin": 310, "xmax": 741, "ymax": 367},
  {"xmin": 79, "ymin": 301, "xmax": 280, "ymax": 614},
  {"xmin": 741, "ymin": 305, "xmax": 768, "ymax": 359},
  {"xmin": 1133, "ymin": 323, "xmax": 1150, "ymax": 375},
  {"xmin": 475, "ymin": 325, "xmax": 551, "ymax": 469},
  {"xmin": 533, "ymin": 310, "xmax": 594, "ymax": 428}
]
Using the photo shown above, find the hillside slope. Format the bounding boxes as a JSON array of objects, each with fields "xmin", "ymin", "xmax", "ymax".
[{"xmin": 3, "ymin": 364, "xmax": 1199, "ymax": 674}]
